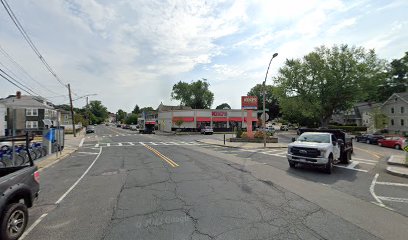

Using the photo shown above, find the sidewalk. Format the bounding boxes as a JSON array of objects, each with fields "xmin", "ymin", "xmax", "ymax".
[
  {"xmin": 386, "ymin": 154, "xmax": 408, "ymax": 178},
  {"xmin": 36, "ymin": 129, "xmax": 85, "ymax": 171},
  {"xmin": 197, "ymin": 138, "xmax": 288, "ymax": 149}
]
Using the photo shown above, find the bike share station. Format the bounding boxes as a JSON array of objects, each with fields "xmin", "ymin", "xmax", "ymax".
[{"xmin": 42, "ymin": 119, "xmax": 65, "ymax": 156}]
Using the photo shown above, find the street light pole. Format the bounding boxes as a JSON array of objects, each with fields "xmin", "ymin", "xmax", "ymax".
[{"xmin": 263, "ymin": 53, "xmax": 278, "ymax": 148}]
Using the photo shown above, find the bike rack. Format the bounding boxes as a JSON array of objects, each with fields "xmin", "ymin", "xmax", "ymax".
[{"xmin": 0, "ymin": 133, "xmax": 34, "ymax": 167}]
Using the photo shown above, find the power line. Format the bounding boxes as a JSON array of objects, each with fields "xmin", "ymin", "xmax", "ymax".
[
  {"xmin": 0, "ymin": 44, "xmax": 62, "ymax": 96},
  {"xmin": 1, "ymin": 0, "xmax": 67, "ymax": 88},
  {"xmin": 0, "ymin": 67, "xmax": 39, "ymax": 95},
  {"xmin": 0, "ymin": 70, "xmax": 32, "ymax": 95},
  {"xmin": 0, "ymin": 60, "xmax": 43, "ymax": 95}
]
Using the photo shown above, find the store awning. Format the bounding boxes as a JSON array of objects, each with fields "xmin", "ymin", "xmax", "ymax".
[
  {"xmin": 228, "ymin": 117, "xmax": 243, "ymax": 122},
  {"xmin": 213, "ymin": 117, "xmax": 228, "ymax": 122},
  {"xmin": 197, "ymin": 117, "xmax": 211, "ymax": 122},
  {"xmin": 172, "ymin": 117, "xmax": 194, "ymax": 122}
]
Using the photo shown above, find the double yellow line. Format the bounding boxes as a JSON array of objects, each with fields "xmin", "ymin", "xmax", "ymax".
[{"xmin": 141, "ymin": 143, "xmax": 179, "ymax": 167}]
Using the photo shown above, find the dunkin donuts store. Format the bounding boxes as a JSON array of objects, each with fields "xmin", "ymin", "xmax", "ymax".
[{"xmin": 157, "ymin": 108, "xmax": 259, "ymax": 132}]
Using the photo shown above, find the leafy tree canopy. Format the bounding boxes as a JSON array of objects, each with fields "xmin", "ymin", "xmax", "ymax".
[
  {"xmin": 171, "ymin": 79, "xmax": 214, "ymax": 109},
  {"xmin": 247, "ymin": 84, "xmax": 280, "ymax": 119},
  {"xmin": 88, "ymin": 100, "xmax": 109, "ymax": 124},
  {"xmin": 275, "ymin": 44, "xmax": 386, "ymax": 127},
  {"xmin": 216, "ymin": 103, "xmax": 231, "ymax": 109}
]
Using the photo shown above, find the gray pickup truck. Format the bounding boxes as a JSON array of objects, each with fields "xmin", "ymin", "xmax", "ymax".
[{"xmin": 0, "ymin": 134, "xmax": 40, "ymax": 240}]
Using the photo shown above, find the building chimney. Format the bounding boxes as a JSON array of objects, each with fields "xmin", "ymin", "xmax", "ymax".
[{"xmin": 16, "ymin": 91, "xmax": 21, "ymax": 99}]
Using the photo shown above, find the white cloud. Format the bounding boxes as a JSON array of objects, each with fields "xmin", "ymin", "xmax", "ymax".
[{"xmin": 1, "ymin": 0, "xmax": 407, "ymax": 111}]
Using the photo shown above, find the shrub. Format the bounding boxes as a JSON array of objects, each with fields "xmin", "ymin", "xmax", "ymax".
[
  {"xmin": 241, "ymin": 132, "xmax": 248, "ymax": 139},
  {"xmin": 236, "ymin": 127, "xmax": 243, "ymax": 138}
]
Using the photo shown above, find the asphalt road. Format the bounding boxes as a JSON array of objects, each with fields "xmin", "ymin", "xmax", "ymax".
[{"xmin": 23, "ymin": 125, "xmax": 408, "ymax": 240}]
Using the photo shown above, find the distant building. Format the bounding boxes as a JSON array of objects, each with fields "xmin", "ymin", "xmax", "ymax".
[
  {"xmin": 0, "ymin": 93, "xmax": 57, "ymax": 135},
  {"xmin": 331, "ymin": 102, "xmax": 380, "ymax": 127},
  {"xmin": 157, "ymin": 104, "xmax": 258, "ymax": 132},
  {"xmin": 381, "ymin": 92, "xmax": 408, "ymax": 134}
]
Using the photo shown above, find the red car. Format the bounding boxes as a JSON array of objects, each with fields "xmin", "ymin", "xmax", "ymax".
[{"xmin": 377, "ymin": 137, "xmax": 407, "ymax": 150}]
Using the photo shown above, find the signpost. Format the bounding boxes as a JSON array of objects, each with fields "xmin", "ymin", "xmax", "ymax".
[{"xmin": 241, "ymin": 96, "xmax": 258, "ymax": 138}]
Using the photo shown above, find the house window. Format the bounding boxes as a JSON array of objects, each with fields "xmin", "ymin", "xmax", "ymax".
[
  {"xmin": 402, "ymin": 119, "xmax": 405, "ymax": 126},
  {"xmin": 391, "ymin": 119, "xmax": 394, "ymax": 126},
  {"xmin": 402, "ymin": 107, "xmax": 405, "ymax": 114},
  {"xmin": 26, "ymin": 121, "xmax": 38, "ymax": 129},
  {"xmin": 26, "ymin": 108, "xmax": 38, "ymax": 116},
  {"xmin": 391, "ymin": 107, "xmax": 394, "ymax": 114}
]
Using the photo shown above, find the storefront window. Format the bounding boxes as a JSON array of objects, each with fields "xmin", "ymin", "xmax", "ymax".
[{"xmin": 213, "ymin": 122, "xmax": 227, "ymax": 129}]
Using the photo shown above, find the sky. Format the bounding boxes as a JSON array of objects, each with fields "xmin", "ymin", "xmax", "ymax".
[{"xmin": 0, "ymin": 0, "xmax": 407, "ymax": 113}]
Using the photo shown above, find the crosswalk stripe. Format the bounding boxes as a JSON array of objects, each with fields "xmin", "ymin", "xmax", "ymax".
[
  {"xmin": 107, "ymin": 143, "xmax": 110, "ymax": 147},
  {"xmin": 128, "ymin": 142, "xmax": 134, "ymax": 146},
  {"xmin": 118, "ymin": 143, "xmax": 123, "ymax": 146},
  {"xmin": 95, "ymin": 144, "xmax": 99, "ymax": 147}
]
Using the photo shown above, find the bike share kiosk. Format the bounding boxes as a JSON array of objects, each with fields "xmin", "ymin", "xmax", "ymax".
[{"xmin": 42, "ymin": 119, "xmax": 65, "ymax": 155}]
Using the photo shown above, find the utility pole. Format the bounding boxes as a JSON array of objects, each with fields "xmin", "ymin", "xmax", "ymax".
[{"xmin": 68, "ymin": 83, "xmax": 76, "ymax": 137}]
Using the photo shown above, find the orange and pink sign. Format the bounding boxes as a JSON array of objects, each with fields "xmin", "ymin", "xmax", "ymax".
[{"xmin": 241, "ymin": 96, "xmax": 258, "ymax": 110}]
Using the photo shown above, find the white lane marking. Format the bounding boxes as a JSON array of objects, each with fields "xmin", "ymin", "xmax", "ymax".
[
  {"xmin": 56, "ymin": 147, "xmax": 103, "ymax": 204},
  {"xmin": 95, "ymin": 144, "xmax": 99, "ymax": 147},
  {"xmin": 23, "ymin": 147, "xmax": 104, "ymax": 239},
  {"xmin": 79, "ymin": 138, "xmax": 85, "ymax": 147},
  {"xmin": 118, "ymin": 143, "xmax": 123, "ymax": 146},
  {"xmin": 109, "ymin": 135, "xmax": 112, "ymax": 137},
  {"xmin": 378, "ymin": 196, "xmax": 408, "ymax": 203},
  {"xmin": 334, "ymin": 165, "xmax": 368, "ymax": 172},
  {"xmin": 168, "ymin": 142, "xmax": 180, "ymax": 145},
  {"xmin": 128, "ymin": 142, "xmax": 134, "ymax": 146},
  {"xmin": 87, "ymin": 136, "xmax": 90, "ymax": 139},
  {"xmin": 369, "ymin": 173, "xmax": 387, "ymax": 208},
  {"xmin": 107, "ymin": 143, "xmax": 111, "ymax": 147},
  {"xmin": 115, "ymin": 134, "xmax": 119, "ymax": 137},
  {"xmin": 20, "ymin": 213, "xmax": 48, "ymax": 240},
  {"xmin": 150, "ymin": 142, "xmax": 158, "ymax": 145},
  {"xmin": 376, "ymin": 181, "xmax": 408, "ymax": 187},
  {"xmin": 160, "ymin": 142, "xmax": 170, "ymax": 145},
  {"xmin": 77, "ymin": 152, "xmax": 99, "ymax": 155},
  {"xmin": 357, "ymin": 161, "xmax": 375, "ymax": 165},
  {"xmin": 352, "ymin": 157, "xmax": 378, "ymax": 163}
]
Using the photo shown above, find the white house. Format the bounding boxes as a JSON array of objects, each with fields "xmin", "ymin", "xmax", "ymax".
[{"xmin": 0, "ymin": 103, "xmax": 6, "ymax": 137}]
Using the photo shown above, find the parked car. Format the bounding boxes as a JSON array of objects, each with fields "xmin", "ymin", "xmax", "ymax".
[
  {"xmin": 86, "ymin": 125, "xmax": 95, "ymax": 133},
  {"xmin": 287, "ymin": 129, "xmax": 353, "ymax": 174},
  {"xmin": 378, "ymin": 137, "xmax": 407, "ymax": 150},
  {"xmin": 130, "ymin": 125, "xmax": 138, "ymax": 131},
  {"xmin": 0, "ymin": 134, "xmax": 40, "ymax": 240},
  {"xmin": 116, "ymin": 124, "xmax": 121, "ymax": 128},
  {"xmin": 355, "ymin": 134, "xmax": 384, "ymax": 144},
  {"xmin": 280, "ymin": 125, "xmax": 289, "ymax": 131},
  {"xmin": 200, "ymin": 126, "xmax": 214, "ymax": 135}
]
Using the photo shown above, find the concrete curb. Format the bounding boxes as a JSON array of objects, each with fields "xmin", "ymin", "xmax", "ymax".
[
  {"xmin": 386, "ymin": 166, "xmax": 408, "ymax": 178},
  {"xmin": 37, "ymin": 149, "xmax": 77, "ymax": 172},
  {"xmin": 387, "ymin": 155, "xmax": 407, "ymax": 167},
  {"xmin": 195, "ymin": 140, "xmax": 288, "ymax": 149}
]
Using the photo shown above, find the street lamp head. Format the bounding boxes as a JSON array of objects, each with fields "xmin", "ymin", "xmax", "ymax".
[{"xmin": 272, "ymin": 53, "xmax": 278, "ymax": 58}]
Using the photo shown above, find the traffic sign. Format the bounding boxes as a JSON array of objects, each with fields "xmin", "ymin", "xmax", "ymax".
[
  {"xmin": 260, "ymin": 113, "xmax": 269, "ymax": 122},
  {"xmin": 403, "ymin": 145, "xmax": 408, "ymax": 152}
]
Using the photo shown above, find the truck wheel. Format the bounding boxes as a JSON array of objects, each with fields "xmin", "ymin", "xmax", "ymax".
[
  {"xmin": 342, "ymin": 151, "xmax": 351, "ymax": 164},
  {"xmin": 288, "ymin": 161, "xmax": 296, "ymax": 168},
  {"xmin": 0, "ymin": 203, "xmax": 28, "ymax": 240},
  {"xmin": 324, "ymin": 156, "xmax": 333, "ymax": 174}
]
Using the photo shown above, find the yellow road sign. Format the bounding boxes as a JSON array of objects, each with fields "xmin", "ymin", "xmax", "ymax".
[{"xmin": 404, "ymin": 145, "xmax": 408, "ymax": 152}]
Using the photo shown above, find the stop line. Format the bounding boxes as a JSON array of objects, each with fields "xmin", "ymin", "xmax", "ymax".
[{"xmin": 81, "ymin": 141, "xmax": 205, "ymax": 148}]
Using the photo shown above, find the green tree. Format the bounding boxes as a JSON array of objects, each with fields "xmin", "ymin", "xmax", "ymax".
[
  {"xmin": 371, "ymin": 107, "xmax": 388, "ymax": 130},
  {"xmin": 140, "ymin": 107, "xmax": 155, "ymax": 113},
  {"xmin": 132, "ymin": 105, "xmax": 140, "ymax": 114},
  {"xmin": 216, "ymin": 103, "xmax": 231, "ymax": 109},
  {"xmin": 378, "ymin": 52, "xmax": 408, "ymax": 101},
  {"xmin": 125, "ymin": 113, "xmax": 138, "ymax": 125},
  {"xmin": 275, "ymin": 45, "xmax": 386, "ymax": 127},
  {"xmin": 171, "ymin": 79, "xmax": 214, "ymax": 109},
  {"xmin": 88, "ymin": 100, "xmax": 109, "ymax": 124},
  {"xmin": 116, "ymin": 109, "xmax": 127, "ymax": 123},
  {"xmin": 247, "ymin": 84, "xmax": 280, "ymax": 119}
]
